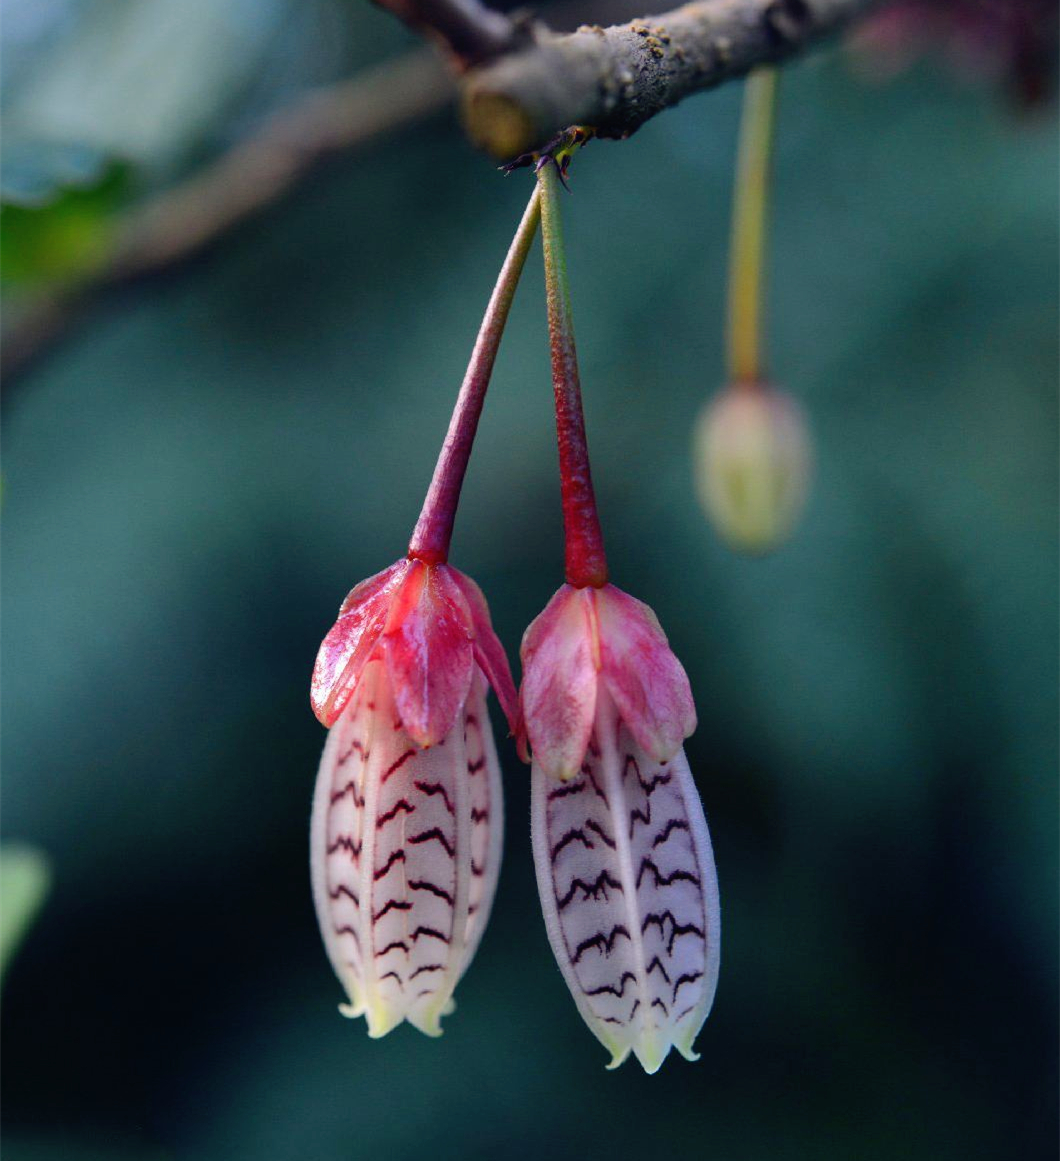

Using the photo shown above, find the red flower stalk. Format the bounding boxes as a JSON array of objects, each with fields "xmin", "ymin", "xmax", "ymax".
[{"xmin": 538, "ymin": 158, "xmax": 608, "ymax": 590}]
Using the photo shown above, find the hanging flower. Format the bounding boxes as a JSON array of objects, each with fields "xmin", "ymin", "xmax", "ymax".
[
  {"xmin": 524, "ymin": 154, "xmax": 721, "ymax": 1073},
  {"xmin": 309, "ymin": 186, "xmax": 540, "ymax": 1038},
  {"xmin": 522, "ymin": 582, "xmax": 721, "ymax": 1073},
  {"xmin": 311, "ymin": 557, "xmax": 516, "ymax": 1037}
]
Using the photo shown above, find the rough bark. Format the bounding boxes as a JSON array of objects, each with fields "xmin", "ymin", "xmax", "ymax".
[{"xmin": 461, "ymin": 0, "xmax": 875, "ymax": 157}]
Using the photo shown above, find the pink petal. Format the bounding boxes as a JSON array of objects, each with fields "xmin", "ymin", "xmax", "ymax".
[
  {"xmin": 594, "ymin": 585, "xmax": 696, "ymax": 763},
  {"xmin": 520, "ymin": 585, "xmax": 598, "ymax": 780},
  {"xmin": 311, "ymin": 560, "xmax": 407, "ymax": 727},
  {"xmin": 385, "ymin": 560, "xmax": 474, "ymax": 748},
  {"xmin": 447, "ymin": 567, "xmax": 519, "ymax": 737}
]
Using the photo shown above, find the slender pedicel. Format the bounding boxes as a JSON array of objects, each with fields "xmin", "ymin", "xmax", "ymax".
[
  {"xmin": 310, "ymin": 190, "xmax": 539, "ymax": 1038},
  {"xmin": 727, "ymin": 67, "xmax": 778, "ymax": 387},
  {"xmin": 537, "ymin": 158, "xmax": 608, "ymax": 589},
  {"xmin": 409, "ymin": 186, "xmax": 542, "ymax": 564}
]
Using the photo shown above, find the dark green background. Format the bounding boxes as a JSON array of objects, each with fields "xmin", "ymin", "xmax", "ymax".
[{"xmin": 3, "ymin": 6, "xmax": 1057, "ymax": 1158}]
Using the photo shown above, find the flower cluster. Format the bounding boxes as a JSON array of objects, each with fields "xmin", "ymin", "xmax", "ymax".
[{"xmin": 309, "ymin": 149, "xmax": 721, "ymax": 1072}]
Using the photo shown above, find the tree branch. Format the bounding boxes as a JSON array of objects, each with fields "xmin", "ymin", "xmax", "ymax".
[{"xmin": 461, "ymin": 0, "xmax": 876, "ymax": 158}]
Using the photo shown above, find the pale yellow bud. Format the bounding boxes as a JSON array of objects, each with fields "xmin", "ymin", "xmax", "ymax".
[{"xmin": 693, "ymin": 384, "xmax": 811, "ymax": 554}]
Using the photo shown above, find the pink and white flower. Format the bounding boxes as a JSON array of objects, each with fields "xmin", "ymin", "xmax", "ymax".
[
  {"xmin": 522, "ymin": 582, "xmax": 721, "ymax": 1073},
  {"xmin": 310, "ymin": 557, "xmax": 517, "ymax": 1037}
]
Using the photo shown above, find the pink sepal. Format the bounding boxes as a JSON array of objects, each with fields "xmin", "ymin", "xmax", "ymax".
[
  {"xmin": 448, "ymin": 569, "xmax": 520, "ymax": 738},
  {"xmin": 384, "ymin": 560, "xmax": 474, "ymax": 748},
  {"xmin": 520, "ymin": 585, "xmax": 598, "ymax": 781},
  {"xmin": 519, "ymin": 582, "xmax": 696, "ymax": 776},
  {"xmin": 311, "ymin": 561, "xmax": 405, "ymax": 727},
  {"xmin": 594, "ymin": 585, "xmax": 696, "ymax": 763},
  {"xmin": 312, "ymin": 557, "xmax": 518, "ymax": 747}
]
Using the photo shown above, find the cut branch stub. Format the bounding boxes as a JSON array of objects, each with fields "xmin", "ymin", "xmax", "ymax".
[{"xmin": 461, "ymin": 0, "xmax": 875, "ymax": 158}]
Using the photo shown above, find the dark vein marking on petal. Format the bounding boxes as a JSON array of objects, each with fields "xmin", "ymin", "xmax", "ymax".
[
  {"xmin": 372, "ymin": 899, "xmax": 413, "ymax": 922},
  {"xmin": 377, "ymin": 940, "xmax": 410, "ymax": 957},
  {"xmin": 645, "ymin": 955, "xmax": 672, "ymax": 984},
  {"xmin": 570, "ymin": 925, "xmax": 632, "ymax": 964},
  {"xmin": 629, "ymin": 803, "xmax": 652, "ymax": 836},
  {"xmin": 376, "ymin": 799, "xmax": 415, "ymax": 827},
  {"xmin": 410, "ymin": 963, "xmax": 445, "ymax": 979},
  {"xmin": 328, "ymin": 884, "xmax": 360, "ymax": 904},
  {"xmin": 550, "ymin": 827, "xmax": 594, "ymax": 861},
  {"xmin": 556, "ymin": 870, "xmax": 624, "ymax": 910},
  {"xmin": 467, "ymin": 756, "xmax": 486, "ymax": 774},
  {"xmin": 411, "ymin": 925, "xmax": 450, "ymax": 944},
  {"xmin": 652, "ymin": 819, "xmax": 690, "ymax": 848},
  {"xmin": 414, "ymin": 779, "xmax": 455, "ymax": 813},
  {"xmin": 623, "ymin": 755, "xmax": 672, "ymax": 796},
  {"xmin": 585, "ymin": 971, "xmax": 637, "ymax": 998},
  {"xmin": 585, "ymin": 819, "xmax": 616, "ymax": 849},
  {"xmin": 330, "ymin": 780, "xmax": 366, "ymax": 806},
  {"xmin": 409, "ymin": 879, "xmax": 455, "ymax": 905},
  {"xmin": 585, "ymin": 769, "xmax": 608, "ymax": 802},
  {"xmin": 374, "ymin": 849, "xmax": 407, "ymax": 879},
  {"xmin": 334, "ymin": 924, "xmax": 361, "ymax": 946},
  {"xmin": 337, "ymin": 738, "xmax": 367, "ymax": 767},
  {"xmin": 635, "ymin": 858, "xmax": 701, "ymax": 890},
  {"xmin": 382, "ymin": 749, "xmax": 417, "ymax": 783},
  {"xmin": 548, "ymin": 779, "xmax": 587, "ymax": 800},
  {"xmin": 651, "ymin": 997, "xmax": 670, "ymax": 1015},
  {"xmin": 672, "ymin": 971, "xmax": 703, "ymax": 1001},
  {"xmin": 327, "ymin": 835, "xmax": 362, "ymax": 858},
  {"xmin": 379, "ymin": 970, "xmax": 403, "ymax": 986},
  {"xmin": 408, "ymin": 827, "xmax": 456, "ymax": 857},
  {"xmin": 641, "ymin": 911, "xmax": 706, "ymax": 952}
]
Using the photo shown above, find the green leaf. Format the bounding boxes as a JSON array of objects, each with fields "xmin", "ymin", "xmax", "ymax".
[
  {"xmin": 0, "ymin": 845, "xmax": 51, "ymax": 984},
  {"xmin": 0, "ymin": 158, "xmax": 130, "ymax": 287}
]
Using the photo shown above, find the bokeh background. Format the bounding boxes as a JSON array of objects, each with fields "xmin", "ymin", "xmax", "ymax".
[{"xmin": 2, "ymin": 1, "xmax": 1057, "ymax": 1158}]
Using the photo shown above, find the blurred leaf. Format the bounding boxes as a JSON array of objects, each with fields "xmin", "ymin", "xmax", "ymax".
[
  {"xmin": 0, "ymin": 844, "xmax": 51, "ymax": 983},
  {"xmin": 0, "ymin": 158, "xmax": 129, "ymax": 286}
]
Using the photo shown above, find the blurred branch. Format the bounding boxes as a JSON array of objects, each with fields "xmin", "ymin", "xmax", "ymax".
[
  {"xmin": 461, "ymin": 0, "xmax": 876, "ymax": 157},
  {"xmin": 2, "ymin": 49, "xmax": 452, "ymax": 380},
  {"xmin": 371, "ymin": 0, "xmax": 532, "ymax": 65},
  {"xmin": 3, "ymin": 0, "xmax": 876, "ymax": 381}
]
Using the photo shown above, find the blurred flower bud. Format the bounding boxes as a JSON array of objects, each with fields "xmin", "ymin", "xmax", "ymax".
[{"xmin": 693, "ymin": 384, "xmax": 811, "ymax": 554}]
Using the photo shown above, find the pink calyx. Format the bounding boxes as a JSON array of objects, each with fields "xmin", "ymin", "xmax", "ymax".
[
  {"xmin": 312, "ymin": 557, "xmax": 518, "ymax": 747},
  {"xmin": 519, "ymin": 582, "xmax": 696, "ymax": 780}
]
